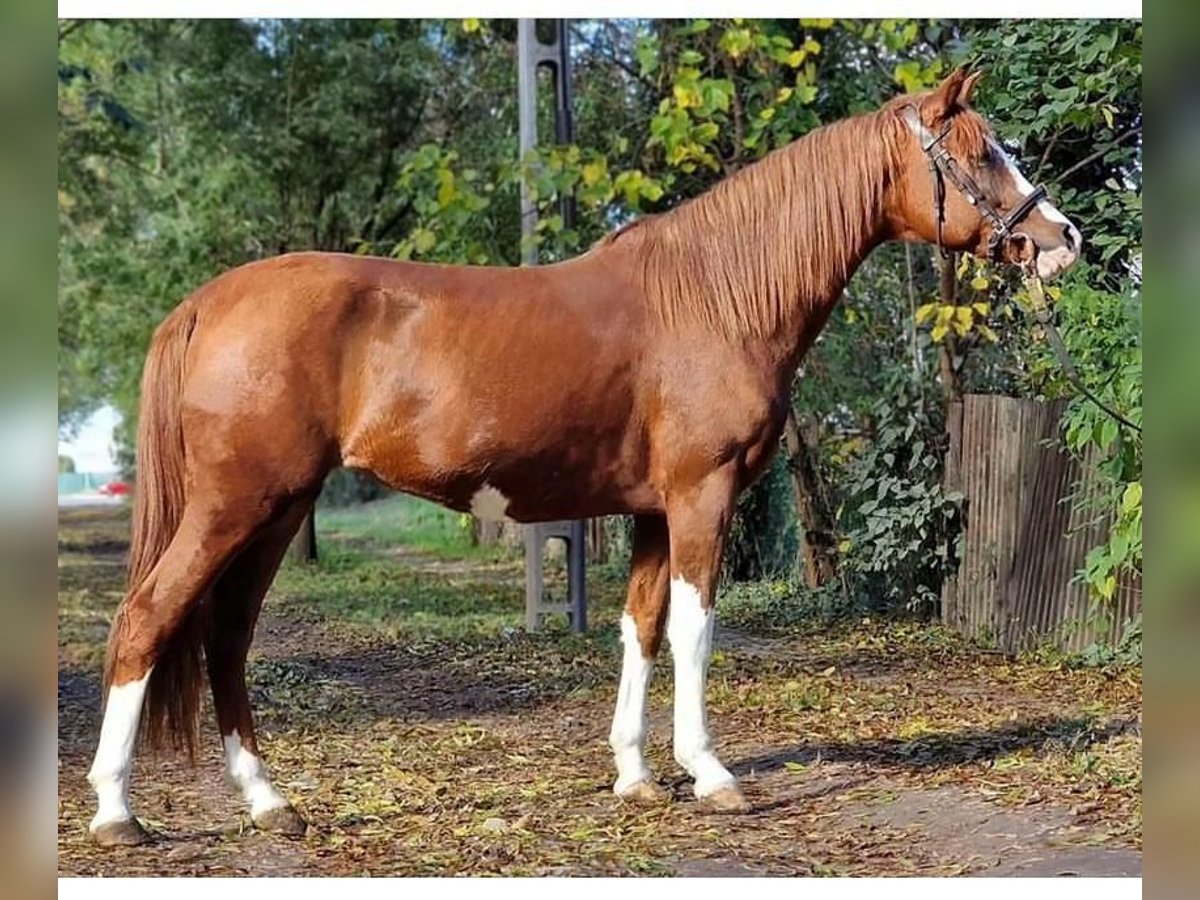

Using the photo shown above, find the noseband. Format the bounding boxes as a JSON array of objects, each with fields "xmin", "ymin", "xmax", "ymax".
[{"xmin": 902, "ymin": 105, "xmax": 1047, "ymax": 261}]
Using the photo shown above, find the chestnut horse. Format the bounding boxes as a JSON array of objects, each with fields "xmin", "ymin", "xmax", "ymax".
[{"xmin": 88, "ymin": 68, "xmax": 1082, "ymax": 845}]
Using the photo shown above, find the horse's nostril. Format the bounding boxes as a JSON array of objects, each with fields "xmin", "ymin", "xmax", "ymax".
[{"xmin": 1062, "ymin": 224, "xmax": 1078, "ymax": 251}]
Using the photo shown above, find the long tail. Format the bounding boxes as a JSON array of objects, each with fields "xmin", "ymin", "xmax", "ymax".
[{"xmin": 103, "ymin": 297, "xmax": 206, "ymax": 757}]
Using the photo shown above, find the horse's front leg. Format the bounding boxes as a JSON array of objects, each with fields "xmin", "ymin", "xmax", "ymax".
[
  {"xmin": 609, "ymin": 514, "xmax": 670, "ymax": 801},
  {"xmin": 664, "ymin": 468, "xmax": 749, "ymax": 812}
]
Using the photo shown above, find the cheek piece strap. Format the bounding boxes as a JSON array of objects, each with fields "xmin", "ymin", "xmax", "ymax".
[{"xmin": 901, "ymin": 105, "xmax": 1048, "ymax": 261}]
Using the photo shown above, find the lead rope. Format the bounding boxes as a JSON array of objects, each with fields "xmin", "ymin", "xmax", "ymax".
[
  {"xmin": 931, "ymin": 156, "xmax": 948, "ymax": 259},
  {"xmin": 1023, "ymin": 275, "xmax": 1142, "ymax": 434},
  {"xmin": 903, "ymin": 105, "xmax": 1136, "ymax": 432}
]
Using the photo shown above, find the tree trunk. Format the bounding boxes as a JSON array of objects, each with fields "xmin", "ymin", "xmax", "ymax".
[
  {"xmin": 289, "ymin": 510, "xmax": 318, "ymax": 564},
  {"xmin": 472, "ymin": 517, "xmax": 525, "ymax": 548},
  {"xmin": 782, "ymin": 406, "xmax": 837, "ymax": 588},
  {"xmin": 586, "ymin": 517, "xmax": 608, "ymax": 563},
  {"xmin": 472, "ymin": 517, "xmax": 501, "ymax": 546},
  {"xmin": 937, "ymin": 251, "xmax": 963, "ymax": 410}
]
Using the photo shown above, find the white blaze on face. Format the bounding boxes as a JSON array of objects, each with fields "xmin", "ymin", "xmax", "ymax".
[
  {"xmin": 87, "ymin": 672, "xmax": 150, "ymax": 831},
  {"xmin": 989, "ymin": 138, "xmax": 1083, "ymax": 279},
  {"xmin": 609, "ymin": 613, "xmax": 655, "ymax": 794},
  {"xmin": 469, "ymin": 483, "xmax": 509, "ymax": 521},
  {"xmin": 666, "ymin": 577, "xmax": 736, "ymax": 798},
  {"xmin": 223, "ymin": 733, "xmax": 289, "ymax": 817}
]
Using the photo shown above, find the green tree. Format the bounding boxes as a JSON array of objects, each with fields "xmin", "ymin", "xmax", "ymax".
[
  {"xmin": 60, "ymin": 20, "xmax": 456, "ymax": 438},
  {"xmin": 58, "ymin": 19, "xmax": 1141, "ymax": 617}
]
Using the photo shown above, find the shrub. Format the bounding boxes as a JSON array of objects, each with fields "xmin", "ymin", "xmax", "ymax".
[
  {"xmin": 837, "ymin": 372, "xmax": 962, "ymax": 615},
  {"xmin": 1025, "ymin": 272, "xmax": 1142, "ymax": 612}
]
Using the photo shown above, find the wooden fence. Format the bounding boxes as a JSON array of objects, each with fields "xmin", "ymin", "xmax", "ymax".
[{"xmin": 941, "ymin": 394, "xmax": 1141, "ymax": 654}]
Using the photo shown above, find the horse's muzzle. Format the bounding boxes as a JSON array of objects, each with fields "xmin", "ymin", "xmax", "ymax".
[{"xmin": 1035, "ymin": 237, "xmax": 1082, "ymax": 281}]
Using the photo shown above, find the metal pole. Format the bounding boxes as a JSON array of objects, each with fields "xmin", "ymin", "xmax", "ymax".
[
  {"xmin": 517, "ymin": 19, "xmax": 540, "ymax": 267},
  {"xmin": 517, "ymin": 18, "xmax": 587, "ymax": 633},
  {"xmin": 552, "ymin": 22, "xmax": 576, "ymax": 236}
]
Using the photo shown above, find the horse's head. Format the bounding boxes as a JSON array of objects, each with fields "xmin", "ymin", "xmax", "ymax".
[{"xmin": 888, "ymin": 66, "xmax": 1082, "ymax": 280}]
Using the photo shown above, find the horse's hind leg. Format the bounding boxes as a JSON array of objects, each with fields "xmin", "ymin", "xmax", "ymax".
[
  {"xmin": 609, "ymin": 514, "xmax": 670, "ymax": 802},
  {"xmin": 88, "ymin": 497, "xmax": 275, "ymax": 845},
  {"xmin": 206, "ymin": 501, "xmax": 312, "ymax": 835},
  {"xmin": 664, "ymin": 467, "xmax": 748, "ymax": 812}
]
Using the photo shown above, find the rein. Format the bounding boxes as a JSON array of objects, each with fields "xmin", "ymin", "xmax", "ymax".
[
  {"xmin": 901, "ymin": 106, "xmax": 1138, "ymax": 434},
  {"xmin": 1023, "ymin": 276, "xmax": 1143, "ymax": 434},
  {"xmin": 902, "ymin": 105, "xmax": 1047, "ymax": 261}
]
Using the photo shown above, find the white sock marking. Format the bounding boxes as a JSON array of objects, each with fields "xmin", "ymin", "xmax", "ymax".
[
  {"xmin": 87, "ymin": 672, "xmax": 150, "ymax": 831},
  {"xmin": 666, "ymin": 577, "xmax": 736, "ymax": 797},
  {"xmin": 609, "ymin": 613, "xmax": 655, "ymax": 793},
  {"xmin": 469, "ymin": 483, "xmax": 509, "ymax": 521},
  {"xmin": 223, "ymin": 733, "xmax": 289, "ymax": 817}
]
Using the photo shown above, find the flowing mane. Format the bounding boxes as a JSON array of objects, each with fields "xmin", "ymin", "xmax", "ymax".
[{"xmin": 605, "ymin": 97, "xmax": 992, "ymax": 340}]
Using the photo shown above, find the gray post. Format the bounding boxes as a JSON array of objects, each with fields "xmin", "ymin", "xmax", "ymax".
[
  {"xmin": 524, "ymin": 521, "xmax": 587, "ymax": 632},
  {"xmin": 517, "ymin": 18, "xmax": 540, "ymax": 267},
  {"xmin": 518, "ymin": 18, "xmax": 587, "ymax": 633},
  {"xmin": 518, "ymin": 19, "xmax": 577, "ymax": 261}
]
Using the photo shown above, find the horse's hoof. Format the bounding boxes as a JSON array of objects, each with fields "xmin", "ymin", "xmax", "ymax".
[
  {"xmin": 701, "ymin": 785, "xmax": 751, "ymax": 814},
  {"xmin": 253, "ymin": 804, "xmax": 308, "ymax": 836},
  {"xmin": 92, "ymin": 818, "xmax": 151, "ymax": 847},
  {"xmin": 617, "ymin": 780, "xmax": 667, "ymax": 804}
]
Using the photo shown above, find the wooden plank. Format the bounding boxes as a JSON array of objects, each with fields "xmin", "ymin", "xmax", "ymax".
[{"xmin": 946, "ymin": 394, "xmax": 1140, "ymax": 653}]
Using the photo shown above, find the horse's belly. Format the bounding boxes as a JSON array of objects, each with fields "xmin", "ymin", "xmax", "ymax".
[{"xmin": 346, "ymin": 399, "xmax": 657, "ymax": 521}]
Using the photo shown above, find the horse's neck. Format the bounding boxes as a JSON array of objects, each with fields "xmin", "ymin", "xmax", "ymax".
[
  {"xmin": 772, "ymin": 129, "xmax": 895, "ymax": 368},
  {"xmin": 644, "ymin": 115, "xmax": 895, "ymax": 372},
  {"xmin": 772, "ymin": 231, "xmax": 885, "ymax": 375}
]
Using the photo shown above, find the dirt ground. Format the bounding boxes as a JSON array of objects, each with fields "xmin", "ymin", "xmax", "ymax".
[{"xmin": 58, "ymin": 502, "xmax": 1141, "ymax": 877}]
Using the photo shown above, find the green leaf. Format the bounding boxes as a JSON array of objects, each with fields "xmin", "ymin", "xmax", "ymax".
[
  {"xmin": 635, "ymin": 35, "xmax": 659, "ymax": 76},
  {"xmin": 436, "ymin": 168, "xmax": 457, "ymax": 207},
  {"xmin": 1109, "ymin": 532, "xmax": 1130, "ymax": 562},
  {"xmin": 581, "ymin": 160, "xmax": 606, "ymax": 187},
  {"xmin": 412, "ymin": 228, "xmax": 436, "ymax": 253},
  {"xmin": 719, "ymin": 27, "xmax": 753, "ymax": 60}
]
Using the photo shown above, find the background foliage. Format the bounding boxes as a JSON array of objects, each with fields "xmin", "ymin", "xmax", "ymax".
[{"xmin": 58, "ymin": 19, "xmax": 1142, "ymax": 630}]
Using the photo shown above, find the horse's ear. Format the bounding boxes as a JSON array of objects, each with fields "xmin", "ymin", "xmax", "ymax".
[
  {"xmin": 961, "ymin": 69, "xmax": 983, "ymax": 106},
  {"xmin": 920, "ymin": 65, "xmax": 970, "ymax": 125}
]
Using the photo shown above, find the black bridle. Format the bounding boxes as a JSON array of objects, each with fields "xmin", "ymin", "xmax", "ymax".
[
  {"xmin": 902, "ymin": 106, "xmax": 1140, "ymax": 434},
  {"xmin": 902, "ymin": 105, "xmax": 1047, "ymax": 261}
]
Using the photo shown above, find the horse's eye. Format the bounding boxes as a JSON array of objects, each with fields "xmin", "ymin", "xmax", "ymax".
[{"xmin": 984, "ymin": 145, "xmax": 1001, "ymax": 166}]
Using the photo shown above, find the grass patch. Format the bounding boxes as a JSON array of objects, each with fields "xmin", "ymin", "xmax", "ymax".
[
  {"xmin": 316, "ymin": 494, "xmax": 507, "ymax": 561},
  {"xmin": 274, "ymin": 545, "xmax": 526, "ymax": 640},
  {"xmin": 286, "ymin": 494, "xmax": 628, "ymax": 639}
]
